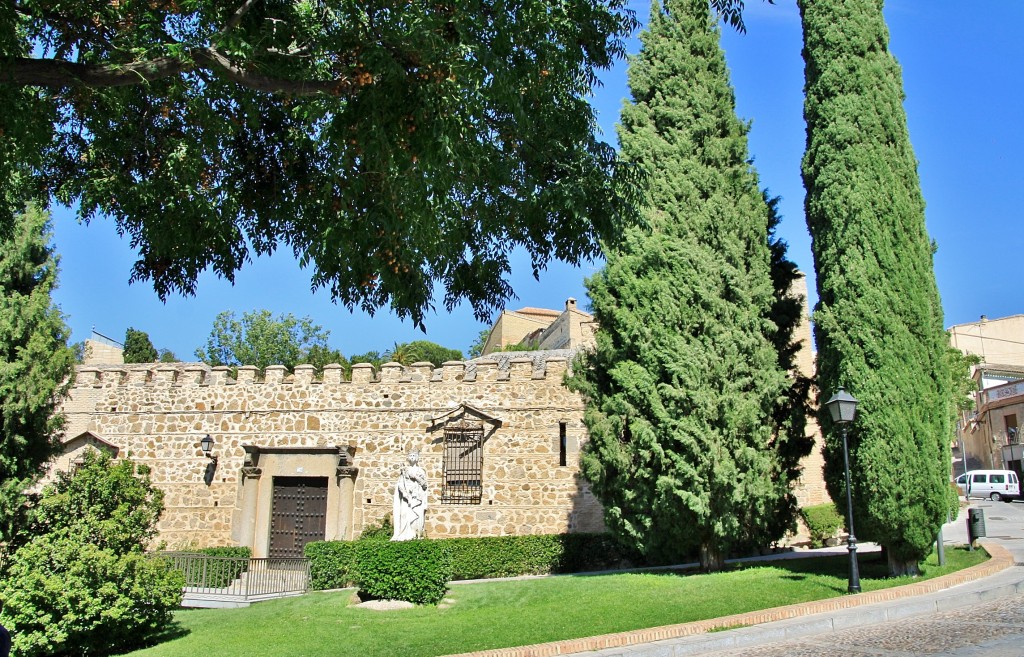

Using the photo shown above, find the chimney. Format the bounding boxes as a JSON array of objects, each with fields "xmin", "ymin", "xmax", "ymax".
[{"xmin": 566, "ymin": 298, "xmax": 577, "ymax": 311}]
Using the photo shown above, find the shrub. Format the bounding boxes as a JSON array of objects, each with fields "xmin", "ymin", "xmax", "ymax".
[
  {"xmin": 355, "ymin": 540, "xmax": 452, "ymax": 605},
  {"xmin": 0, "ymin": 536, "xmax": 183, "ymax": 657},
  {"xmin": 30, "ymin": 452, "xmax": 163, "ymax": 553},
  {"xmin": 197, "ymin": 546, "xmax": 252, "ymax": 559},
  {"xmin": 305, "ymin": 533, "xmax": 632, "ymax": 591},
  {"xmin": 358, "ymin": 515, "xmax": 394, "ymax": 541},
  {"xmin": 0, "ymin": 452, "xmax": 181, "ymax": 656},
  {"xmin": 441, "ymin": 533, "xmax": 630, "ymax": 580},
  {"xmin": 305, "ymin": 541, "xmax": 357, "ymax": 590},
  {"xmin": 801, "ymin": 504, "xmax": 844, "ymax": 548},
  {"xmin": 187, "ymin": 547, "xmax": 252, "ymax": 588}
]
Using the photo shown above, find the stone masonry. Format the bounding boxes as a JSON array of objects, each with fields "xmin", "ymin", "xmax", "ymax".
[{"xmin": 58, "ymin": 338, "xmax": 828, "ymax": 554}]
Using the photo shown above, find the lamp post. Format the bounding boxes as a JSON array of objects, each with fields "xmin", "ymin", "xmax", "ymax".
[{"xmin": 825, "ymin": 387, "xmax": 860, "ymax": 594}]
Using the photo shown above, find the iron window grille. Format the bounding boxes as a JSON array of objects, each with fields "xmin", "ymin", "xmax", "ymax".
[{"xmin": 442, "ymin": 423, "xmax": 484, "ymax": 504}]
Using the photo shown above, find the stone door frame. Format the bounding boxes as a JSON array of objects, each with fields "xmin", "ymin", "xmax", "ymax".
[{"xmin": 232, "ymin": 445, "xmax": 358, "ymax": 557}]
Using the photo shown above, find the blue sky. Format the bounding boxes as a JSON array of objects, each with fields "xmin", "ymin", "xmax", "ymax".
[{"xmin": 49, "ymin": 1, "xmax": 1024, "ymax": 361}]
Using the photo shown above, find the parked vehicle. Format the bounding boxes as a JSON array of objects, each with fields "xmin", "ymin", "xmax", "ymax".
[{"xmin": 955, "ymin": 470, "xmax": 1020, "ymax": 502}]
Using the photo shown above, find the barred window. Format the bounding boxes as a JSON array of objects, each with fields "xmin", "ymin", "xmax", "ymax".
[{"xmin": 442, "ymin": 422, "xmax": 484, "ymax": 504}]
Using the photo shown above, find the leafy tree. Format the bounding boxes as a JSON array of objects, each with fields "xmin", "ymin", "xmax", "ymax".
[
  {"xmin": 467, "ymin": 328, "xmax": 491, "ymax": 359},
  {"xmin": 0, "ymin": 0, "xmax": 661, "ymax": 327},
  {"xmin": 123, "ymin": 327, "xmax": 158, "ymax": 363},
  {"xmin": 158, "ymin": 348, "xmax": 178, "ymax": 363},
  {"xmin": 348, "ymin": 350, "xmax": 385, "ymax": 372},
  {"xmin": 384, "ymin": 342, "xmax": 419, "ymax": 367},
  {"xmin": 387, "ymin": 340, "xmax": 462, "ymax": 367},
  {"xmin": 799, "ymin": 0, "xmax": 951, "ymax": 575},
  {"xmin": 0, "ymin": 205, "xmax": 75, "ymax": 544},
  {"xmin": 0, "ymin": 452, "xmax": 183, "ymax": 657},
  {"xmin": 568, "ymin": 0, "xmax": 809, "ymax": 570},
  {"xmin": 195, "ymin": 309, "xmax": 343, "ymax": 372}
]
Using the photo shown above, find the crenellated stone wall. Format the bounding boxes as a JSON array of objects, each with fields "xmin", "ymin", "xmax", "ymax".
[
  {"xmin": 57, "ymin": 355, "xmax": 827, "ymax": 553},
  {"xmin": 59, "ymin": 358, "xmax": 604, "ymax": 552}
]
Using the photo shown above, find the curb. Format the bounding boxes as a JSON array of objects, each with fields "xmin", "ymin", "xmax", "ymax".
[{"xmin": 445, "ymin": 544, "xmax": 1015, "ymax": 657}]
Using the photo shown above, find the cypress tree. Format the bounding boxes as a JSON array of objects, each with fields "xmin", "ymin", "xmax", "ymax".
[
  {"xmin": 0, "ymin": 205, "xmax": 75, "ymax": 542},
  {"xmin": 799, "ymin": 0, "xmax": 951, "ymax": 575},
  {"xmin": 123, "ymin": 328, "xmax": 158, "ymax": 363},
  {"xmin": 569, "ymin": 0, "xmax": 810, "ymax": 569}
]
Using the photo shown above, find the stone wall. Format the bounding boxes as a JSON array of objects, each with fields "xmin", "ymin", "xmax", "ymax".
[{"xmin": 58, "ymin": 356, "xmax": 827, "ymax": 551}]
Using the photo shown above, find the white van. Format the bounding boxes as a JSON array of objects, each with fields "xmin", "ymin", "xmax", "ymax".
[{"xmin": 955, "ymin": 470, "xmax": 1020, "ymax": 502}]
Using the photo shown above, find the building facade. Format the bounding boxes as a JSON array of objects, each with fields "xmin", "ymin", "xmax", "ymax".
[
  {"xmin": 57, "ymin": 285, "xmax": 827, "ymax": 557},
  {"xmin": 949, "ymin": 315, "xmax": 1024, "ymax": 474}
]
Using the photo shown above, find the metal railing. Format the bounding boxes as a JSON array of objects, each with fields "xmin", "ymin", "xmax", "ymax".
[{"xmin": 158, "ymin": 552, "xmax": 310, "ymax": 603}]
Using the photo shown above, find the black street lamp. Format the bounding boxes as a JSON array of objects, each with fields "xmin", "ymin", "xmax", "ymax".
[{"xmin": 825, "ymin": 387, "xmax": 861, "ymax": 594}]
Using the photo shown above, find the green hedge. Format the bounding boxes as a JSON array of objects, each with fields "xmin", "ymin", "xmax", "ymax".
[
  {"xmin": 305, "ymin": 541, "xmax": 357, "ymax": 590},
  {"xmin": 441, "ymin": 533, "xmax": 629, "ymax": 579},
  {"xmin": 197, "ymin": 546, "xmax": 252, "ymax": 559},
  {"xmin": 304, "ymin": 533, "xmax": 631, "ymax": 592},
  {"xmin": 355, "ymin": 540, "xmax": 451, "ymax": 605},
  {"xmin": 800, "ymin": 504, "xmax": 844, "ymax": 548}
]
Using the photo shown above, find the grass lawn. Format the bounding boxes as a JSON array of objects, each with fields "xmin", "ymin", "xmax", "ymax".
[{"xmin": 128, "ymin": 548, "xmax": 986, "ymax": 657}]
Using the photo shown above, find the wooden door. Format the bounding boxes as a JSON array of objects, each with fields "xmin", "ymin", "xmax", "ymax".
[{"xmin": 269, "ymin": 477, "xmax": 328, "ymax": 558}]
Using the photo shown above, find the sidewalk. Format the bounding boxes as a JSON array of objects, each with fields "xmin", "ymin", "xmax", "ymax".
[{"xmin": 448, "ymin": 504, "xmax": 1024, "ymax": 657}]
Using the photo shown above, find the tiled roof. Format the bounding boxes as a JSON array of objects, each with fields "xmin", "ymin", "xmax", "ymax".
[{"xmin": 511, "ymin": 307, "xmax": 562, "ymax": 318}]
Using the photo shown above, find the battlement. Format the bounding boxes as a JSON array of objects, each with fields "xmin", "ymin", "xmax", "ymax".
[{"xmin": 71, "ymin": 355, "xmax": 573, "ymax": 389}]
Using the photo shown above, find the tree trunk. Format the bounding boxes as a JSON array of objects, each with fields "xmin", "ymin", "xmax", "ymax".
[
  {"xmin": 886, "ymin": 550, "xmax": 921, "ymax": 577},
  {"xmin": 700, "ymin": 542, "xmax": 725, "ymax": 572}
]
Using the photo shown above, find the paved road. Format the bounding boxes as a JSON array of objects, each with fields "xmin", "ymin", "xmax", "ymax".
[
  {"xmin": 699, "ymin": 501, "xmax": 1024, "ymax": 657},
  {"xmin": 699, "ymin": 592, "xmax": 1024, "ymax": 656}
]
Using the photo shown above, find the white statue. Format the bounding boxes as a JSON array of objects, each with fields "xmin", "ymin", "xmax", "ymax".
[{"xmin": 391, "ymin": 449, "xmax": 427, "ymax": 541}]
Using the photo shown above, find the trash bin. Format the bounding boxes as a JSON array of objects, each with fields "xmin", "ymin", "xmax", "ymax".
[{"xmin": 968, "ymin": 507, "xmax": 986, "ymax": 544}]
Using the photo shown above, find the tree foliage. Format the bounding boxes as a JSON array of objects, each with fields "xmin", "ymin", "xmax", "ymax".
[
  {"xmin": 123, "ymin": 327, "xmax": 158, "ymax": 363},
  {"xmin": 0, "ymin": 0, "xmax": 656, "ymax": 327},
  {"xmin": 568, "ymin": 0, "xmax": 809, "ymax": 570},
  {"xmin": 385, "ymin": 340, "xmax": 462, "ymax": 367},
  {"xmin": 0, "ymin": 452, "xmax": 183, "ymax": 657},
  {"xmin": 799, "ymin": 0, "xmax": 951, "ymax": 574},
  {"xmin": 467, "ymin": 328, "xmax": 491, "ymax": 359},
  {"xmin": 0, "ymin": 204, "xmax": 75, "ymax": 543},
  {"xmin": 195, "ymin": 309, "xmax": 343, "ymax": 371}
]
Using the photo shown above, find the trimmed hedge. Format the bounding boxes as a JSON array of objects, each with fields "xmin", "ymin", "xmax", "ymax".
[
  {"xmin": 197, "ymin": 546, "xmax": 252, "ymax": 560},
  {"xmin": 800, "ymin": 504, "xmax": 844, "ymax": 548},
  {"xmin": 355, "ymin": 540, "xmax": 451, "ymax": 605},
  {"xmin": 442, "ymin": 533, "xmax": 629, "ymax": 579},
  {"xmin": 305, "ymin": 540, "xmax": 357, "ymax": 590},
  {"xmin": 304, "ymin": 533, "xmax": 632, "ymax": 593}
]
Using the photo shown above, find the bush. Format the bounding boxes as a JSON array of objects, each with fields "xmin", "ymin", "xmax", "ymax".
[
  {"xmin": 441, "ymin": 533, "xmax": 630, "ymax": 579},
  {"xmin": 197, "ymin": 546, "xmax": 252, "ymax": 559},
  {"xmin": 358, "ymin": 515, "xmax": 393, "ymax": 541},
  {"xmin": 305, "ymin": 533, "xmax": 632, "ymax": 591},
  {"xmin": 355, "ymin": 540, "xmax": 451, "ymax": 605},
  {"xmin": 189, "ymin": 547, "xmax": 252, "ymax": 588},
  {"xmin": 0, "ymin": 536, "xmax": 183, "ymax": 657},
  {"xmin": 801, "ymin": 504, "xmax": 844, "ymax": 548},
  {"xmin": 305, "ymin": 541, "xmax": 357, "ymax": 590},
  {"xmin": 0, "ymin": 452, "xmax": 181, "ymax": 656}
]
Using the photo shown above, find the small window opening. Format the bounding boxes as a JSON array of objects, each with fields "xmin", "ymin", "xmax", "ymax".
[{"xmin": 559, "ymin": 422, "xmax": 567, "ymax": 467}]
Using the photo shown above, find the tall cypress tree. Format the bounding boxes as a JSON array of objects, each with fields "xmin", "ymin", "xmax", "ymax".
[
  {"xmin": 799, "ymin": 0, "xmax": 951, "ymax": 575},
  {"xmin": 123, "ymin": 328, "xmax": 159, "ymax": 363},
  {"xmin": 0, "ymin": 204, "xmax": 75, "ymax": 542},
  {"xmin": 568, "ymin": 0, "xmax": 810, "ymax": 569}
]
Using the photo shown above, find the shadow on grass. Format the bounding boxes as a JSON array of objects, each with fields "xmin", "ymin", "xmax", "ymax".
[{"xmin": 113, "ymin": 620, "xmax": 190, "ymax": 655}]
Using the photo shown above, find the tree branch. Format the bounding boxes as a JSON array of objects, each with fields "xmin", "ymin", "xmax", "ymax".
[
  {"xmin": 0, "ymin": 56, "xmax": 190, "ymax": 87},
  {"xmin": 223, "ymin": 0, "xmax": 259, "ymax": 35},
  {"xmin": 193, "ymin": 48, "xmax": 354, "ymax": 96},
  {"xmin": 0, "ymin": 50, "xmax": 356, "ymax": 97}
]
